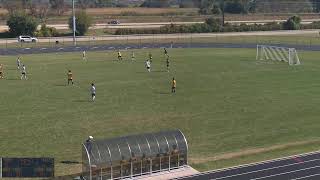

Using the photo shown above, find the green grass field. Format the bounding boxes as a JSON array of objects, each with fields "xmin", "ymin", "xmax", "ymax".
[{"xmin": 1, "ymin": 48, "xmax": 320, "ymax": 176}]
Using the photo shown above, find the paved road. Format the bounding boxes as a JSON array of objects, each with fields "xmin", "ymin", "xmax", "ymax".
[
  {"xmin": 0, "ymin": 30, "xmax": 319, "ymax": 44},
  {"xmin": 175, "ymin": 151, "xmax": 320, "ymax": 180},
  {"xmin": 1, "ymin": 42, "xmax": 320, "ymax": 56}
]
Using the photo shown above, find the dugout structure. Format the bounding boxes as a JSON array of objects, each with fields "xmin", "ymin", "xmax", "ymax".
[{"xmin": 82, "ymin": 130, "xmax": 188, "ymax": 180}]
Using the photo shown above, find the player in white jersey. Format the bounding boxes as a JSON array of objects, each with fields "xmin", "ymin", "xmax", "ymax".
[
  {"xmin": 82, "ymin": 51, "xmax": 86, "ymax": 61},
  {"xmin": 145, "ymin": 60, "xmax": 151, "ymax": 72},
  {"xmin": 17, "ymin": 57, "xmax": 21, "ymax": 70},
  {"xmin": 90, "ymin": 83, "xmax": 96, "ymax": 101},
  {"xmin": 21, "ymin": 64, "xmax": 27, "ymax": 80}
]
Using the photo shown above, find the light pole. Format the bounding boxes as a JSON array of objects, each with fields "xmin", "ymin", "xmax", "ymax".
[
  {"xmin": 72, "ymin": 0, "xmax": 76, "ymax": 46},
  {"xmin": 221, "ymin": 0, "xmax": 225, "ymax": 27}
]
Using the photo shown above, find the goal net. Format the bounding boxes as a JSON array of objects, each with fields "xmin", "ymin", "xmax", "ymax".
[{"xmin": 256, "ymin": 45, "xmax": 301, "ymax": 65}]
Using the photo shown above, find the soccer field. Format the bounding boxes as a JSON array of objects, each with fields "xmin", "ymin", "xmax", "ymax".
[{"xmin": 1, "ymin": 48, "xmax": 320, "ymax": 176}]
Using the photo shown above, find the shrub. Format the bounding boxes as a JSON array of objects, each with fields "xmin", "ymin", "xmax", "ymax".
[
  {"xmin": 283, "ymin": 15, "xmax": 301, "ymax": 30},
  {"xmin": 35, "ymin": 24, "xmax": 59, "ymax": 37},
  {"xmin": 7, "ymin": 11, "xmax": 39, "ymax": 37}
]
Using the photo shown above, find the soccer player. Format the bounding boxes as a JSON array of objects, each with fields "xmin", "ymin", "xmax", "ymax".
[
  {"xmin": 145, "ymin": 59, "xmax": 151, "ymax": 72},
  {"xmin": 67, "ymin": 70, "xmax": 73, "ymax": 85},
  {"xmin": 164, "ymin": 48, "xmax": 168, "ymax": 56},
  {"xmin": 82, "ymin": 51, "xmax": 86, "ymax": 61},
  {"xmin": 85, "ymin": 136, "xmax": 94, "ymax": 155},
  {"xmin": 131, "ymin": 51, "xmax": 135, "ymax": 61},
  {"xmin": 117, "ymin": 50, "xmax": 122, "ymax": 61},
  {"xmin": 149, "ymin": 52, "xmax": 153, "ymax": 61},
  {"xmin": 17, "ymin": 56, "xmax": 21, "ymax": 70},
  {"xmin": 171, "ymin": 77, "xmax": 176, "ymax": 93},
  {"xmin": 166, "ymin": 56, "xmax": 170, "ymax": 72},
  {"xmin": 0, "ymin": 64, "xmax": 4, "ymax": 79},
  {"xmin": 90, "ymin": 83, "xmax": 96, "ymax": 101},
  {"xmin": 21, "ymin": 64, "xmax": 27, "ymax": 80}
]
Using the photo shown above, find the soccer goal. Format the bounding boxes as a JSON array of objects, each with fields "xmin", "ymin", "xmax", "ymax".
[{"xmin": 256, "ymin": 45, "xmax": 301, "ymax": 65}]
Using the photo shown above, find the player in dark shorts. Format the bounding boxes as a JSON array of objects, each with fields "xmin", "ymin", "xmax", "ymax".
[
  {"xmin": 91, "ymin": 83, "xmax": 96, "ymax": 101},
  {"xmin": 118, "ymin": 50, "xmax": 122, "ymax": 61},
  {"xmin": 172, "ymin": 77, "xmax": 176, "ymax": 93},
  {"xmin": 67, "ymin": 70, "xmax": 73, "ymax": 85}
]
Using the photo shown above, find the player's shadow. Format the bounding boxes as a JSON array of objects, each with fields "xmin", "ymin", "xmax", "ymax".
[{"xmin": 60, "ymin": 160, "xmax": 81, "ymax": 164}]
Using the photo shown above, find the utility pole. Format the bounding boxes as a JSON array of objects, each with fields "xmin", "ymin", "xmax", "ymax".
[
  {"xmin": 72, "ymin": 0, "xmax": 76, "ymax": 46},
  {"xmin": 222, "ymin": 0, "xmax": 225, "ymax": 27}
]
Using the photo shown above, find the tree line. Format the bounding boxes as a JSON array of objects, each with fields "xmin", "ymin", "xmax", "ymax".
[{"xmin": 115, "ymin": 15, "xmax": 320, "ymax": 35}]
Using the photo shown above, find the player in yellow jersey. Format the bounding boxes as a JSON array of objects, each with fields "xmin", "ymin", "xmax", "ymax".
[
  {"xmin": 117, "ymin": 50, "xmax": 122, "ymax": 61},
  {"xmin": 0, "ymin": 64, "xmax": 3, "ymax": 79},
  {"xmin": 171, "ymin": 77, "xmax": 176, "ymax": 93},
  {"xmin": 67, "ymin": 70, "xmax": 73, "ymax": 85}
]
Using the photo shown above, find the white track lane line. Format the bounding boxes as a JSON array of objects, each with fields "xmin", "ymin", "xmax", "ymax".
[
  {"xmin": 179, "ymin": 151, "xmax": 320, "ymax": 179},
  {"xmin": 291, "ymin": 173, "xmax": 320, "ymax": 180},
  {"xmin": 214, "ymin": 159, "xmax": 320, "ymax": 180},
  {"xmin": 250, "ymin": 165, "xmax": 320, "ymax": 180}
]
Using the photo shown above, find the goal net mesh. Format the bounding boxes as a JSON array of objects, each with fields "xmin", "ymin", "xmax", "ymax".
[{"xmin": 256, "ymin": 45, "xmax": 301, "ymax": 65}]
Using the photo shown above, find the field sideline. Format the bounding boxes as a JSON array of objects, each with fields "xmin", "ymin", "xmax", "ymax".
[{"xmin": 1, "ymin": 48, "xmax": 320, "ymax": 176}]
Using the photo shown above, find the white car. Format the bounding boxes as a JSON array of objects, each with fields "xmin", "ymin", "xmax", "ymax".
[{"xmin": 18, "ymin": 36, "xmax": 38, "ymax": 43}]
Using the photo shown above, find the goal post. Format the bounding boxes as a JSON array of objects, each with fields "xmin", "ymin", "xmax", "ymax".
[{"xmin": 256, "ymin": 45, "xmax": 301, "ymax": 65}]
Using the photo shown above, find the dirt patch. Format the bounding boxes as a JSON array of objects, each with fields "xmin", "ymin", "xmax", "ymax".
[{"xmin": 190, "ymin": 139, "xmax": 320, "ymax": 164}]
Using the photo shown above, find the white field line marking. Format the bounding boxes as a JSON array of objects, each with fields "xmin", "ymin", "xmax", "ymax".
[
  {"xmin": 214, "ymin": 159, "xmax": 320, "ymax": 180},
  {"xmin": 181, "ymin": 151, "xmax": 320, "ymax": 179},
  {"xmin": 251, "ymin": 165, "xmax": 320, "ymax": 180},
  {"xmin": 291, "ymin": 173, "xmax": 320, "ymax": 180}
]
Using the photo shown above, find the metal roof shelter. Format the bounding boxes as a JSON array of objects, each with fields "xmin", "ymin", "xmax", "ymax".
[{"xmin": 82, "ymin": 130, "xmax": 188, "ymax": 180}]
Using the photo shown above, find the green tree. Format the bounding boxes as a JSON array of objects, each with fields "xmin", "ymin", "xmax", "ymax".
[
  {"xmin": 7, "ymin": 11, "xmax": 39, "ymax": 37},
  {"xmin": 68, "ymin": 10, "xmax": 92, "ymax": 36},
  {"xmin": 283, "ymin": 15, "xmax": 302, "ymax": 30}
]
